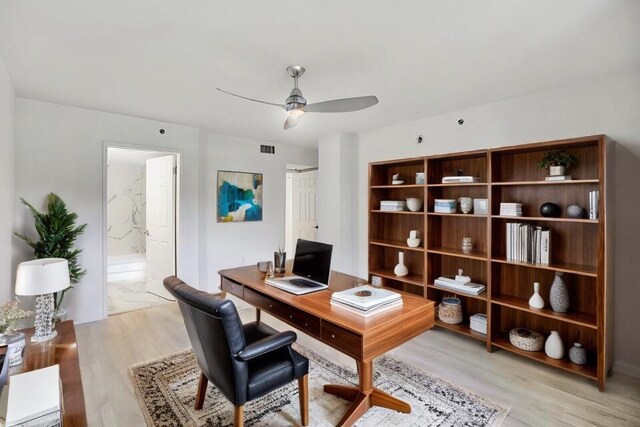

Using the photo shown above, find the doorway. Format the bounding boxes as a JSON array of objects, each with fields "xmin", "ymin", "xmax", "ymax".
[
  {"xmin": 105, "ymin": 147, "xmax": 178, "ymax": 315},
  {"xmin": 285, "ymin": 165, "xmax": 318, "ymax": 256}
]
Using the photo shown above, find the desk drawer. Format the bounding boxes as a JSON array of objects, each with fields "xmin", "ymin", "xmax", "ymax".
[
  {"xmin": 244, "ymin": 287, "xmax": 286, "ymax": 317},
  {"xmin": 244, "ymin": 288, "xmax": 320, "ymax": 338},
  {"xmin": 221, "ymin": 277, "xmax": 244, "ymax": 298},
  {"xmin": 321, "ymin": 322, "xmax": 363, "ymax": 359},
  {"xmin": 282, "ymin": 308, "xmax": 321, "ymax": 338}
]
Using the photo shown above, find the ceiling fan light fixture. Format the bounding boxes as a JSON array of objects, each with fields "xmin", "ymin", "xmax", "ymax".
[{"xmin": 288, "ymin": 108, "xmax": 305, "ymax": 117}]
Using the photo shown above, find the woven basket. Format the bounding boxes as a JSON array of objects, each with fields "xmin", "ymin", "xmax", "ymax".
[{"xmin": 509, "ymin": 328, "xmax": 544, "ymax": 352}]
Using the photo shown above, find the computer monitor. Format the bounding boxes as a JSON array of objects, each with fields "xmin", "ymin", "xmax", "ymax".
[{"xmin": 292, "ymin": 239, "xmax": 333, "ymax": 285}]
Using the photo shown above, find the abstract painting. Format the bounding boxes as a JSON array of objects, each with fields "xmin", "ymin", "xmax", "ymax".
[{"xmin": 217, "ymin": 170, "xmax": 263, "ymax": 222}]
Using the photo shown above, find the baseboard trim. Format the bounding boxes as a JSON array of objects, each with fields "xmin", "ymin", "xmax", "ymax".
[{"xmin": 613, "ymin": 360, "xmax": 640, "ymax": 379}]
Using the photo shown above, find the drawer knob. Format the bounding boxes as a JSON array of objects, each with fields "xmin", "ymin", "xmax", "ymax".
[
  {"xmin": 305, "ymin": 323, "xmax": 308, "ymax": 327},
  {"xmin": 289, "ymin": 315, "xmax": 293, "ymax": 319},
  {"xmin": 331, "ymin": 334, "xmax": 335, "ymax": 339},
  {"xmin": 269, "ymin": 304, "xmax": 273, "ymax": 309}
]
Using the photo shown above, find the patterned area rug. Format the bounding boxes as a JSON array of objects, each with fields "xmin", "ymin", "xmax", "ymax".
[{"xmin": 129, "ymin": 345, "xmax": 508, "ymax": 426}]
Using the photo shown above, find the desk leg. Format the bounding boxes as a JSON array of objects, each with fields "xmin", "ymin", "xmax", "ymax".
[
  {"xmin": 324, "ymin": 359, "xmax": 411, "ymax": 427},
  {"xmin": 256, "ymin": 308, "xmax": 261, "ymax": 322}
]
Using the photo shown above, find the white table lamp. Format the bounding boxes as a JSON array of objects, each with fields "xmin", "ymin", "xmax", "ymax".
[{"xmin": 15, "ymin": 258, "xmax": 70, "ymax": 342}]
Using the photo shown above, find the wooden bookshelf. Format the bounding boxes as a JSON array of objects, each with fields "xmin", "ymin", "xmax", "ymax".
[{"xmin": 368, "ymin": 135, "xmax": 612, "ymax": 391}]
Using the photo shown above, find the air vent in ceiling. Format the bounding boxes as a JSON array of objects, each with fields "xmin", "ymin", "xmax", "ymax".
[{"xmin": 260, "ymin": 144, "xmax": 276, "ymax": 154}]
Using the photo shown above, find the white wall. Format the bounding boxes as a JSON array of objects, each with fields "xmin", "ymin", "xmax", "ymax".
[
  {"xmin": 318, "ymin": 132, "xmax": 358, "ymax": 274},
  {"xmin": 106, "ymin": 163, "xmax": 146, "ymax": 256},
  {"xmin": 355, "ymin": 71, "xmax": 640, "ymax": 377},
  {"xmin": 0, "ymin": 55, "xmax": 14, "ymax": 303},
  {"xmin": 13, "ymin": 99, "xmax": 201, "ymax": 324},
  {"xmin": 200, "ymin": 134, "xmax": 318, "ymax": 292}
]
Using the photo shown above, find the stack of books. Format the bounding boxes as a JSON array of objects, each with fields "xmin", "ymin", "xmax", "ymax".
[
  {"xmin": 433, "ymin": 277, "xmax": 486, "ymax": 295},
  {"xmin": 506, "ymin": 222, "xmax": 550, "ymax": 264},
  {"xmin": 331, "ymin": 285, "xmax": 403, "ymax": 317},
  {"xmin": 442, "ymin": 176, "xmax": 480, "ymax": 184},
  {"xmin": 4, "ymin": 365, "xmax": 62, "ymax": 427},
  {"xmin": 380, "ymin": 200, "xmax": 406, "ymax": 211},
  {"xmin": 589, "ymin": 190, "xmax": 599, "ymax": 219},
  {"xmin": 500, "ymin": 202, "xmax": 523, "ymax": 217},
  {"xmin": 545, "ymin": 175, "xmax": 572, "ymax": 181},
  {"xmin": 434, "ymin": 199, "xmax": 457, "ymax": 213}
]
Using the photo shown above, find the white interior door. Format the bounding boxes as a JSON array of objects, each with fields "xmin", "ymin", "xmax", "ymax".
[
  {"xmin": 292, "ymin": 170, "xmax": 318, "ymax": 243},
  {"xmin": 145, "ymin": 155, "xmax": 176, "ymax": 300}
]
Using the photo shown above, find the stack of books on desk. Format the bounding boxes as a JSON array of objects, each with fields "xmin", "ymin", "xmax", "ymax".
[
  {"xmin": 434, "ymin": 277, "xmax": 486, "ymax": 295},
  {"xmin": 500, "ymin": 202, "xmax": 523, "ymax": 217},
  {"xmin": 331, "ymin": 285, "xmax": 402, "ymax": 317},
  {"xmin": 3, "ymin": 365, "xmax": 62, "ymax": 427}
]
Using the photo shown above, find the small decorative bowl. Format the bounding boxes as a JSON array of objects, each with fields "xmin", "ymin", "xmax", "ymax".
[
  {"xmin": 437, "ymin": 297, "xmax": 463, "ymax": 324},
  {"xmin": 406, "ymin": 198, "xmax": 423, "ymax": 212},
  {"xmin": 509, "ymin": 328, "xmax": 544, "ymax": 352}
]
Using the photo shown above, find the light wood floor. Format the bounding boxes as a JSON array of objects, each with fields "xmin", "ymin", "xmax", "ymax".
[{"xmin": 75, "ymin": 299, "xmax": 640, "ymax": 426}]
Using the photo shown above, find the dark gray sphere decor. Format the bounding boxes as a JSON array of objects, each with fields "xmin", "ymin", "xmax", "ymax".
[
  {"xmin": 567, "ymin": 204, "xmax": 587, "ymax": 218},
  {"xmin": 540, "ymin": 202, "xmax": 561, "ymax": 217}
]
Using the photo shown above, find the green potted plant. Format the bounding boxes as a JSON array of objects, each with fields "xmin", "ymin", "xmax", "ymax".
[
  {"xmin": 537, "ymin": 150, "xmax": 578, "ymax": 176},
  {"xmin": 14, "ymin": 193, "xmax": 87, "ymax": 316}
]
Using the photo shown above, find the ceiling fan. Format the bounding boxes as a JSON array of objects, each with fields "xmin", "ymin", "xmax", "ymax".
[{"xmin": 217, "ymin": 65, "xmax": 379, "ymax": 130}]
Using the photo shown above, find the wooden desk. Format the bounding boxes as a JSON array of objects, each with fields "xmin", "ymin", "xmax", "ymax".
[
  {"xmin": 16, "ymin": 320, "xmax": 87, "ymax": 427},
  {"xmin": 219, "ymin": 266, "xmax": 435, "ymax": 427}
]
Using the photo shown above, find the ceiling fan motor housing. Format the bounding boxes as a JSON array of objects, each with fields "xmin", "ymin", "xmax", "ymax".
[{"xmin": 286, "ymin": 87, "xmax": 307, "ymax": 111}]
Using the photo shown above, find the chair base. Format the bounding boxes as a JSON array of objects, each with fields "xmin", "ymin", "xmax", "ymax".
[{"xmin": 195, "ymin": 372, "xmax": 208, "ymax": 410}]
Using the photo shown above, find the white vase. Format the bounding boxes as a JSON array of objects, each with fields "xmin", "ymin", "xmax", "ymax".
[
  {"xmin": 394, "ymin": 251, "xmax": 409, "ymax": 276},
  {"xmin": 545, "ymin": 331, "xmax": 565, "ymax": 359},
  {"xmin": 528, "ymin": 282, "xmax": 544, "ymax": 309},
  {"xmin": 407, "ymin": 230, "xmax": 420, "ymax": 248}
]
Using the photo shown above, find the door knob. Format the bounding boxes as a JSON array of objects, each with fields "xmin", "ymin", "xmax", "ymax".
[{"xmin": 144, "ymin": 230, "xmax": 150, "ymax": 236}]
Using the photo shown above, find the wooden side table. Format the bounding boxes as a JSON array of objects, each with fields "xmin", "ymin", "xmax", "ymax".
[{"xmin": 16, "ymin": 320, "xmax": 88, "ymax": 427}]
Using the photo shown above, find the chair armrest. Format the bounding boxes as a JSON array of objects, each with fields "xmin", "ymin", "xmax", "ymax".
[{"xmin": 236, "ymin": 331, "xmax": 297, "ymax": 361}]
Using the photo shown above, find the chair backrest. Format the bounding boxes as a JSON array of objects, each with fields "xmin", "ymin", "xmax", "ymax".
[{"xmin": 163, "ymin": 276, "xmax": 248, "ymax": 405}]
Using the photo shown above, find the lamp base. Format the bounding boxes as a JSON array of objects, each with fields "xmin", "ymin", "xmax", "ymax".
[
  {"xmin": 31, "ymin": 329, "xmax": 57, "ymax": 343},
  {"xmin": 32, "ymin": 293, "xmax": 57, "ymax": 343}
]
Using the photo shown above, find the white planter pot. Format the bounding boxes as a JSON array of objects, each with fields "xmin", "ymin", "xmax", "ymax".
[{"xmin": 549, "ymin": 166, "xmax": 565, "ymax": 176}]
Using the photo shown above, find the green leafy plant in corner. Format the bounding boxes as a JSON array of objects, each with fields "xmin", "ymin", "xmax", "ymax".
[
  {"xmin": 537, "ymin": 150, "xmax": 578, "ymax": 171},
  {"xmin": 14, "ymin": 193, "xmax": 87, "ymax": 311}
]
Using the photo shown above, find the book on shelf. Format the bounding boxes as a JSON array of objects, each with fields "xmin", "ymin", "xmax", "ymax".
[
  {"xmin": 589, "ymin": 190, "xmax": 599, "ymax": 220},
  {"xmin": 380, "ymin": 200, "xmax": 406, "ymax": 211},
  {"xmin": 331, "ymin": 285, "xmax": 402, "ymax": 314},
  {"xmin": 433, "ymin": 277, "xmax": 486, "ymax": 295},
  {"xmin": 506, "ymin": 222, "xmax": 550, "ymax": 264},
  {"xmin": 545, "ymin": 175, "xmax": 572, "ymax": 181},
  {"xmin": 434, "ymin": 199, "xmax": 457, "ymax": 213},
  {"xmin": 441, "ymin": 176, "xmax": 480, "ymax": 183},
  {"xmin": 500, "ymin": 202, "xmax": 523, "ymax": 217}
]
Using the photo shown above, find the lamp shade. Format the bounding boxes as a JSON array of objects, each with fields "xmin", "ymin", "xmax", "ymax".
[{"xmin": 15, "ymin": 258, "xmax": 71, "ymax": 296}]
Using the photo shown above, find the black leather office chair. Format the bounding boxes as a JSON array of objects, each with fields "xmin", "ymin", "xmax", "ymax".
[{"xmin": 163, "ymin": 276, "xmax": 309, "ymax": 427}]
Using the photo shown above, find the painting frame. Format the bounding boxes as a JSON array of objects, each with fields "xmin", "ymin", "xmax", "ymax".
[{"xmin": 216, "ymin": 170, "xmax": 263, "ymax": 223}]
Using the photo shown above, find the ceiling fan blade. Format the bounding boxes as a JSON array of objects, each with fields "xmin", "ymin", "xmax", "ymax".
[
  {"xmin": 304, "ymin": 95, "xmax": 378, "ymax": 113},
  {"xmin": 216, "ymin": 88, "xmax": 286, "ymax": 109},
  {"xmin": 284, "ymin": 114, "xmax": 300, "ymax": 130}
]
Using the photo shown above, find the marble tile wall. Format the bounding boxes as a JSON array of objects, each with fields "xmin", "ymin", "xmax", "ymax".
[{"xmin": 107, "ymin": 163, "xmax": 146, "ymax": 256}]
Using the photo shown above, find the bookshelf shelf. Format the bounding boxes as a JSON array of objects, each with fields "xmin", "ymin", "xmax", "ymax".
[
  {"xmin": 368, "ymin": 135, "xmax": 612, "ymax": 390},
  {"xmin": 435, "ymin": 319, "xmax": 487, "ymax": 342},
  {"xmin": 490, "ymin": 257, "xmax": 598, "ymax": 277},
  {"xmin": 427, "ymin": 247, "xmax": 487, "ymax": 261},
  {"xmin": 491, "ymin": 179, "xmax": 599, "ymax": 186},
  {"xmin": 426, "ymin": 283, "xmax": 488, "ymax": 301},
  {"xmin": 370, "ymin": 238, "xmax": 424, "ymax": 252},
  {"xmin": 491, "ymin": 294, "xmax": 597, "ymax": 329},
  {"xmin": 491, "ymin": 215, "xmax": 598, "ymax": 224}
]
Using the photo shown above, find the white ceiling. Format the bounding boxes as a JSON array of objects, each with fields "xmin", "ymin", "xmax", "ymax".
[{"xmin": 1, "ymin": 1, "xmax": 638, "ymax": 147}]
